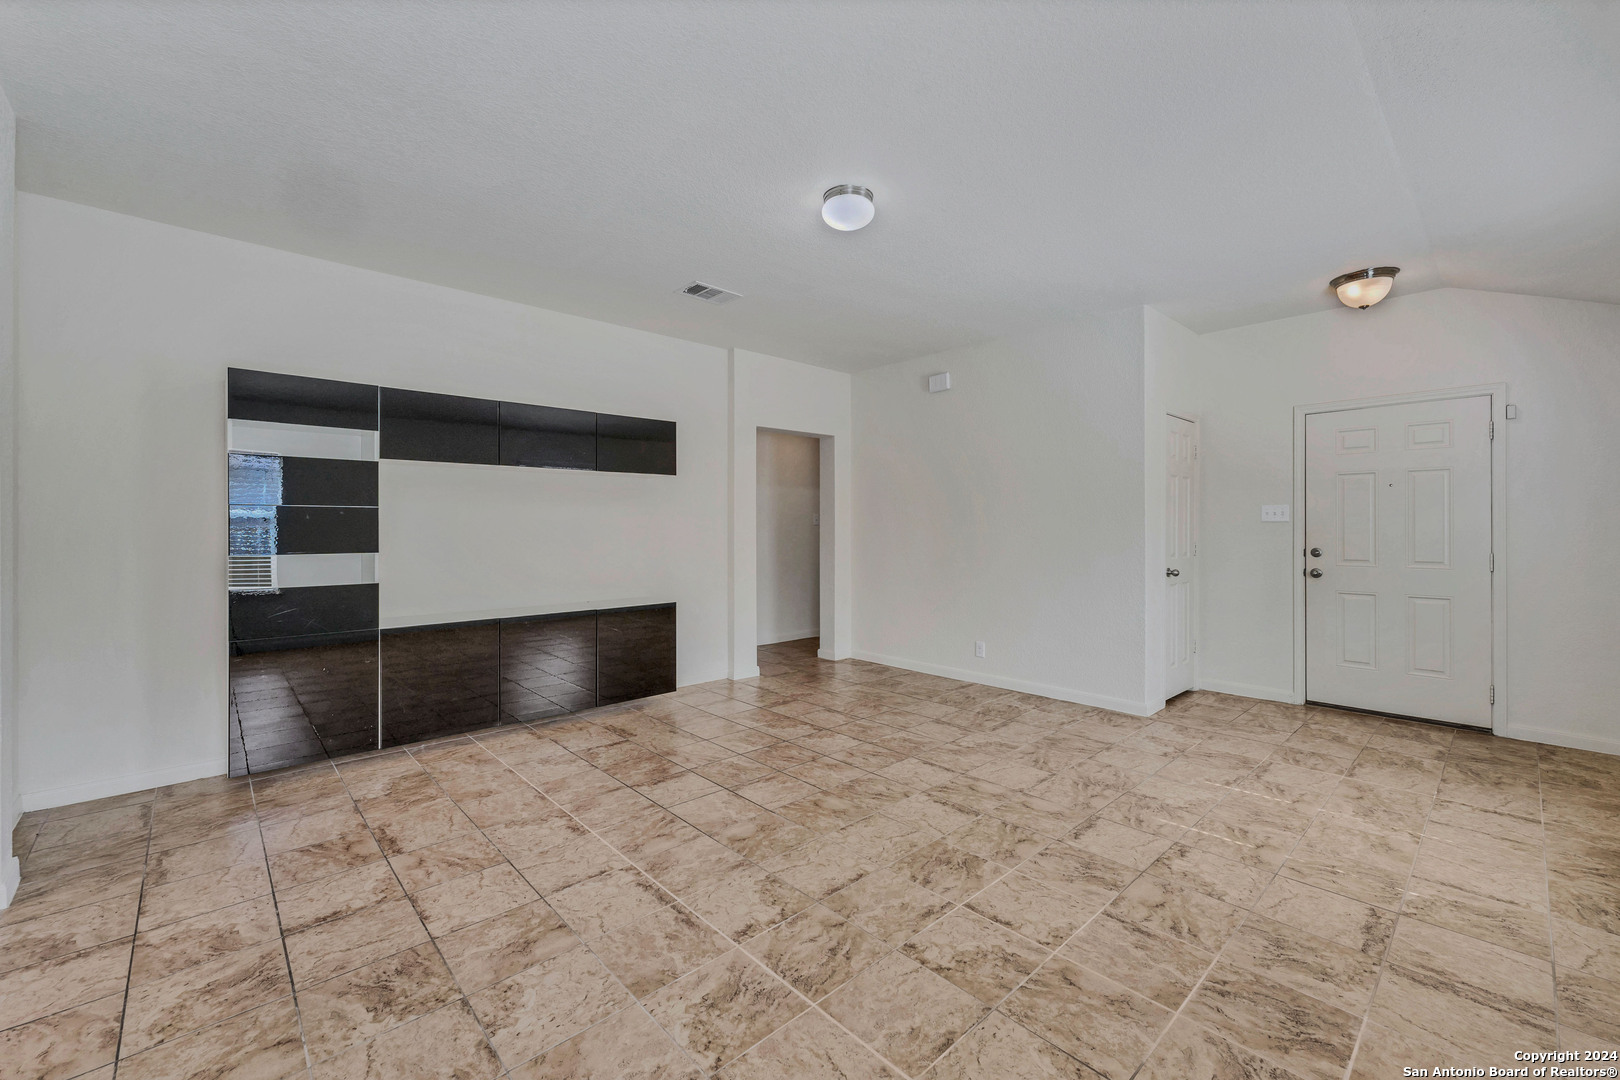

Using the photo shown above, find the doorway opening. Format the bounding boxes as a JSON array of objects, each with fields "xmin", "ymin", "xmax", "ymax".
[
  {"xmin": 1164, "ymin": 414, "xmax": 1199, "ymax": 699},
  {"xmin": 755, "ymin": 430, "xmax": 821, "ymax": 663}
]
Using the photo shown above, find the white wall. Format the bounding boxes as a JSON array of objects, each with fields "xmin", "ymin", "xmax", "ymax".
[
  {"xmin": 755, "ymin": 431, "xmax": 820, "ymax": 645},
  {"xmin": 15, "ymin": 194, "xmax": 740, "ymax": 810},
  {"xmin": 729, "ymin": 348, "xmax": 852, "ymax": 679},
  {"xmin": 1188, "ymin": 288, "xmax": 1620, "ymax": 754},
  {"xmin": 0, "ymin": 89, "xmax": 19, "ymax": 904},
  {"xmin": 852, "ymin": 311, "xmax": 1153, "ymax": 713}
]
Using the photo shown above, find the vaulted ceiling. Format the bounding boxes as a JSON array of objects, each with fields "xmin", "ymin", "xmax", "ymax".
[{"xmin": 1, "ymin": 1, "xmax": 1616, "ymax": 370}]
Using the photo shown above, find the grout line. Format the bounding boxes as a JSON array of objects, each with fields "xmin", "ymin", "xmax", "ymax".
[{"xmin": 106, "ymin": 804, "xmax": 155, "ymax": 1078}]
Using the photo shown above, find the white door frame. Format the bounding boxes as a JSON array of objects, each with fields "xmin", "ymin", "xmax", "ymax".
[
  {"xmin": 1165, "ymin": 412, "xmax": 1201, "ymax": 698},
  {"xmin": 1291, "ymin": 384, "xmax": 1509, "ymax": 734}
]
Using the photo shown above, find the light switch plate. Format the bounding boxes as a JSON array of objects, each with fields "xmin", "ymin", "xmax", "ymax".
[
  {"xmin": 1261, "ymin": 505, "xmax": 1290, "ymax": 522},
  {"xmin": 928, "ymin": 372, "xmax": 952, "ymax": 393}
]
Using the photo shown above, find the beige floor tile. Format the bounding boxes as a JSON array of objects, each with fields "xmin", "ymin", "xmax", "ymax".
[
  {"xmin": 435, "ymin": 898, "xmax": 576, "ymax": 993},
  {"xmin": 285, "ymin": 896, "xmax": 430, "ymax": 987},
  {"xmin": 926, "ymin": 1010, "xmax": 1098, "ymax": 1080},
  {"xmin": 1553, "ymin": 915, "xmax": 1620, "ymax": 983},
  {"xmin": 0, "ymin": 992, "xmax": 123, "ymax": 1080},
  {"xmin": 1280, "ymin": 817, "xmax": 1418, "ymax": 909},
  {"xmin": 762, "ymin": 836, "xmax": 877, "ymax": 899},
  {"xmin": 1556, "ymin": 968, "xmax": 1620, "ymax": 1043},
  {"xmin": 643, "ymin": 948, "xmax": 807, "ymax": 1073},
  {"xmin": 999, "ymin": 956, "xmax": 1171, "ymax": 1080},
  {"xmin": 511, "ymin": 1003, "xmax": 702, "ymax": 1080},
  {"xmin": 269, "ymin": 830, "xmax": 386, "ymax": 890},
  {"xmin": 1105, "ymin": 876, "xmax": 1244, "ymax": 953},
  {"xmin": 823, "ymin": 867, "xmax": 954, "ymax": 945},
  {"xmin": 824, "ymin": 951, "xmax": 989, "ymax": 1077},
  {"xmin": 276, "ymin": 859, "xmax": 405, "ymax": 934},
  {"xmin": 1219, "ymin": 915, "xmax": 1382, "ymax": 1015},
  {"xmin": 409, "ymin": 862, "xmax": 539, "ymax": 937},
  {"xmin": 946, "ymin": 817, "xmax": 1047, "ymax": 866},
  {"xmin": 129, "ymin": 894, "xmax": 281, "ymax": 985},
  {"xmin": 1401, "ymin": 877, "xmax": 1552, "ymax": 960},
  {"xmin": 720, "ymin": 1007, "xmax": 899, "ymax": 1080},
  {"xmin": 593, "ymin": 902, "xmax": 732, "ymax": 998},
  {"xmin": 685, "ymin": 866, "xmax": 815, "ymax": 943},
  {"xmin": 966, "ymin": 871, "xmax": 1105, "ymax": 949},
  {"xmin": 893, "ymin": 840, "xmax": 1006, "ymax": 903},
  {"xmin": 311, "ymin": 999, "xmax": 502, "ymax": 1080},
  {"xmin": 470, "ymin": 942, "xmax": 633, "ymax": 1064},
  {"xmin": 121, "ymin": 937, "xmax": 291, "ymax": 1056},
  {"xmin": 1250, "ymin": 877, "xmax": 1396, "ymax": 957},
  {"xmin": 1346, "ymin": 1018, "xmax": 1434, "ymax": 1080},
  {"xmin": 387, "ymin": 831, "xmax": 507, "ymax": 893},
  {"xmin": 143, "ymin": 826, "xmax": 265, "ymax": 888},
  {"xmin": 363, "ymin": 797, "xmax": 477, "ymax": 856},
  {"xmin": 1061, "ymin": 912, "xmax": 1213, "ymax": 1010},
  {"xmin": 837, "ymin": 813, "xmax": 942, "ymax": 865},
  {"xmin": 115, "ymin": 998, "xmax": 306, "ymax": 1080},
  {"xmin": 137, "ymin": 859, "xmax": 272, "ymax": 931},
  {"xmin": 0, "ymin": 892, "xmax": 138, "ymax": 975},
  {"xmin": 1142, "ymin": 843, "xmax": 1271, "ymax": 908},
  {"xmin": 547, "ymin": 865, "xmax": 674, "ymax": 938},
  {"xmin": 745, "ymin": 903, "xmax": 892, "ymax": 1000},
  {"xmin": 1183, "ymin": 961, "xmax": 1359, "ymax": 1080},
  {"xmin": 1066, "ymin": 818, "xmax": 1176, "ymax": 871},
  {"xmin": 298, "ymin": 943, "xmax": 462, "ymax": 1064},
  {"xmin": 900, "ymin": 910, "xmax": 1045, "ymax": 1008},
  {"xmin": 1138, "ymin": 1016, "xmax": 1309, "ymax": 1080},
  {"xmin": 0, "ymin": 937, "xmax": 133, "ymax": 1031}
]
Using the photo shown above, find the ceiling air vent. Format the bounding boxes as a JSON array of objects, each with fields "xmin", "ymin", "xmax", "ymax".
[{"xmin": 680, "ymin": 281, "xmax": 741, "ymax": 305}]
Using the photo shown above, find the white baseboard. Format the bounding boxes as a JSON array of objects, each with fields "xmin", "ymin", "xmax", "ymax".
[
  {"xmin": 19, "ymin": 758, "xmax": 226, "ymax": 813},
  {"xmin": 1502, "ymin": 724, "xmax": 1620, "ymax": 758},
  {"xmin": 0, "ymin": 855, "xmax": 19, "ymax": 910},
  {"xmin": 1194, "ymin": 678, "xmax": 1297, "ymax": 704},
  {"xmin": 758, "ymin": 629, "xmax": 820, "ymax": 647},
  {"xmin": 850, "ymin": 650, "xmax": 1157, "ymax": 717}
]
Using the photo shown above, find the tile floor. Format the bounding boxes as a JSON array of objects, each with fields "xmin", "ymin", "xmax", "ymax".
[{"xmin": 4, "ymin": 638, "xmax": 1620, "ymax": 1079}]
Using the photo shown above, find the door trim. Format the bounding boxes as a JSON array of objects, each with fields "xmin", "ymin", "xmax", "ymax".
[{"xmin": 1291, "ymin": 384, "xmax": 1508, "ymax": 734}]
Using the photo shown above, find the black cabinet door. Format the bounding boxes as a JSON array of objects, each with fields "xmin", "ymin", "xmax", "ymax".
[
  {"xmin": 597, "ymin": 604, "xmax": 676, "ymax": 704},
  {"xmin": 380, "ymin": 388, "xmax": 499, "ymax": 465}
]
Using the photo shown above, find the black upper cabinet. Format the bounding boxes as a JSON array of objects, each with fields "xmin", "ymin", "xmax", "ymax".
[
  {"xmin": 281, "ymin": 458, "xmax": 378, "ymax": 507},
  {"xmin": 228, "ymin": 369, "xmax": 378, "ymax": 431},
  {"xmin": 380, "ymin": 388, "xmax": 499, "ymax": 465},
  {"xmin": 276, "ymin": 506, "xmax": 379, "ymax": 554},
  {"xmin": 499, "ymin": 402, "xmax": 597, "ymax": 470},
  {"xmin": 597, "ymin": 414, "xmax": 677, "ymax": 475}
]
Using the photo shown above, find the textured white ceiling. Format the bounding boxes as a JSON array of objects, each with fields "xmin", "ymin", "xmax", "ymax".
[{"xmin": 0, "ymin": 1, "xmax": 1615, "ymax": 371}]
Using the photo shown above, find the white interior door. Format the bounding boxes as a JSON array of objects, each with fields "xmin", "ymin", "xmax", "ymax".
[
  {"xmin": 1305, "ymin": 395, "xmax": 1493, "ymax": 726},
  {"xmin": 1165, "ymin": 415, "xmax": 1196, "ymax": 697}
]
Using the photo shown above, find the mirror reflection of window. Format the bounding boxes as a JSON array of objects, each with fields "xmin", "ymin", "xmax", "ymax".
[{"xmin": 228, "ymin": 453, "xmax": 281, "ymax": 591}]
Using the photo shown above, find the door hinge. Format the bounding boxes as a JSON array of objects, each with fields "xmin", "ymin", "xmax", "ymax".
[
  {"xmin": 1193, "ymin": 444, "xmax": 1199, "ymax": 459},
  {"xmin": 1490, "ymin": 552, "xmax": 1495, "ymax": 572},
  {"xmin": 1490, "ymin": 685, "xmax": 1496, "ymax": 705},
  {"xmin": 1489, "ymin": 420, "xmax": 1495, "ymax": 440}
]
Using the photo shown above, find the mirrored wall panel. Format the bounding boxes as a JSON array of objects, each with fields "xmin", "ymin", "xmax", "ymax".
[
  {"xmin": 228, "ymin": 370, "xmax": 380, "ymax": 777},
  {"xmin": 228, "ymin": 368, "xmax": 681, "ymax": 776}
]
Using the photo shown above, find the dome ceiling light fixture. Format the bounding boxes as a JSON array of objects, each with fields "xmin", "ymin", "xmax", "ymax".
[
  {"xmin": 1331, "ymin": 266, "xmax": 1400, "ymax": 309},
  {"xmin": 822, "ymin": 185, "xmax": 875, "ymax": 231}
]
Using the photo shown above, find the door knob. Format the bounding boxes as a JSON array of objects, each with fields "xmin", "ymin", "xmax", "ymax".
[
  {"xmin": 1166, "ymin": 568, "xmax": 1180, "ymax": 577},
  {"xmin": 1310, "ymin": 548, "xmax": 1322, "ymax": 558},
  {"xmin": 1309, "ymin": 568, "xmax": 1323, "ymax": 578}
]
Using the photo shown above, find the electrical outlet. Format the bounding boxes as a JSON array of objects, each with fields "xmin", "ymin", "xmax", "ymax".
[
  {"xmin": 812, "ymin": 512, "xmax": 820, "ymax": 526},
  {"xmin": 974, "ymin": 641, "xmax": 986, "ymax": 658}
]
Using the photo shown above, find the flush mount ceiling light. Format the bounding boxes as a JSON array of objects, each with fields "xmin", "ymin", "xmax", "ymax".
[
  {"xmin": 1331, "ymin": 266, "xmax": 1400, "ymax": 309},
  {"xmin": 822, "ymin": 185, "xmax": 875, "ymax": 231}
]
